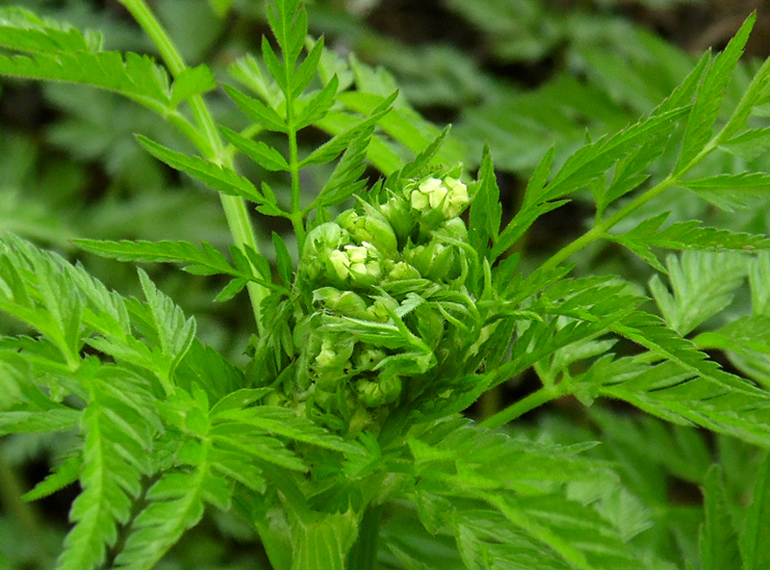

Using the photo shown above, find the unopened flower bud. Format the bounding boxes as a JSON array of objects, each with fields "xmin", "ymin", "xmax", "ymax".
[
  {"xmin": 313, "ymin": 333, "xmax": 354, "ymax": 393},
  {"xmin": 379, "ymin": 191, "xmax": 414, "ymax": 244},
  {"xmin": 366, "ymin": 296, "xmax": 398, "ymax": 322},
  {"xmin": 336, "ymin": 204, "xmax": 398, "ymax": 258},
  {"xmin": 386, "ymin": 261, "xmax": 422, "ymax": 282},
  {"xmin": 404, "ymin": 241, "xmax": 445, "ymax": 279},
  {"xmin": 354, "ymin": 346, "xmax": 387, "ymax": 371},
  {"xmin": 313, "ymin": 287, "xmax": 370, "ymax": 320},
  {"xmin": 411, "ymin": 177, "xmax": 447, "ymax": 212},
  {"xmin": 322, "ymin": 241, "xmax": 383, "ymax": 290},
  {"xmin": 299, "ymin": 222, "xmax": 351, "ymax": 289},
  {"xmin": 356, "ymin": 375, "xmax": 402, "ymax": 408},
  {"xmin": 440, "ymin": 217, "xmax": 469, "ymax": 241}
]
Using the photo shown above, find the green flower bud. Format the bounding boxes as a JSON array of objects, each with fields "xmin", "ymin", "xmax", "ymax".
[
  {"xmin": 403, "ymin": 216, "xmax": 470, "ymax": 282},
  {"xmin": 385, "ymin": 261, "xmax": 422, "ymax": 282},
  {"xmin": 366, "ymin": 296, "xmax": 399, "ymax": 322},
  {"xmin": 403, "ymin": 241, "xmax": 446, "ymax": 279},
  {"xmin": 335, "ymin": 242, "xmax": 384, "ymax": 289},
  {"xmin": 354, "ymin": 345, "xmax": 387, "ymax": 371},
  {"xmin": 440, "ymin": 217, "xmax": 469, "ymax": 242},
  {"xmin": 356, "ymin": 375, "xmax": 402, "ymax": 408},
  {"xmin": 336, "ymin": 203, "xmax": 398, "ymax": 258},
  {"xmin": 379, "ymin": 190, "xmax": 414, "ymax": 244},
  {"xmin": 299, "ymin": 222, "xmax": 351, "ymax": 289},
  {"xmin": 310, "ymin": 331, "xmax": 355, "ymax": 394},
  {"xmin": 411, "ymin": 177, "xmax": 446, "ymax": 212},
  {"xmin": 313, "ymin": 287, "xmax": 371, "ymax": 320}
]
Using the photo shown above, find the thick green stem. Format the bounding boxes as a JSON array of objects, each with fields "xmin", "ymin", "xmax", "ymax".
[
  {"xmin": 119, "ymin": 0, "xmax": 267, "ymax": 334},
  {"xmin": 346, "ymin": 504, "xmax": 384, "ymax": 570}
]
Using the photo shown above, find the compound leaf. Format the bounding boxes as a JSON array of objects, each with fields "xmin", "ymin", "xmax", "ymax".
[{"xmin": 676, "ymin": 13, "xmax": 755, "ymax": 171}]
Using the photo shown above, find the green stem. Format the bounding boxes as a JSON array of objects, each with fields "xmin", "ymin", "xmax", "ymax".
[
  {"xmin": 486, "ymin": 125, "xmax": 728, "ymax": 430},
  {"xmin": 536, "ymin": 135, "xmax": 718, "ymax": 278},
  {"xmin": 477, "ymin": 385, "xmax": 503, "ymax": 421},
  {"xmin": 479, "ymin": 385, "xmax": 565, "ymax": 430},
  {"xmin": 119, "ymin": 0, "xmax": 267, "ymax": 334},
  {"xmin": 537, "ymin": 176, "xmax": 678, "ymax": 276},
  {"xmin": 346, "ymin": 504, "xmax": 384, "ymax": 570},
  {"xmin": 286, "ymin": 103, "xmax": 307, "ymax": 251}
]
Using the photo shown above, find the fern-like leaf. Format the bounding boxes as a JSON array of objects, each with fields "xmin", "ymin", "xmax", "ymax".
[
  {"xmin": 0, "ymin": 7, "xmax": 101, "ymax": 53},
  {"xmin": 57, "ymin": 367, "xmax": 155, "ymax": 570},
  {"xmin": 680, "ymin": 172, "xmax": 770, "ymax": 212},
  {"xmin": 700, "ymin": 465, "xmax": 742, "ymax": 570},
  {"xmin": 410, "ymin": 418, "xmax": 651, "ymax": 570},
  {"xmin": 611, "ymin": 213, "xmax": 770, "ymax": 272},
  {"xmin": 0, "ymin": 234, "xmax": 83, "ymax": 365},
  {"xmin": 220, "ymin": 126, "xmax": 290, "ymax": 172},
  {"xmin": 136, "ymin": 136, "xmax": 270, "ymax": 204},
  {"xmin": 0, "ymin": 409, "xmax": 80, "ymax": 435},
  {"xmin": 648, "ymin": 251, "xmax": 748, "ymax": 335},
  {"xmin": 211, "ymin": 405, "xmax": 363, "ymax": 456},
  {"xmin": 135, "ymin": 270, "xmax": 196, "ymax": 388},
  {"xmin": 741, "ymin": 452, "xmax": 770, "ymax": 570},
  {"xmin": 22, "ymin": 454, "xmax": 82, "ymax": 502},
  {"xmin": 309, "ymin": 126, "xmax": 373, "ymax": 210},
  {"xmin": 591, "ymin": 346, "xmax": 770, "ymax": 445},
  {"xmin": 537, "ymin": 107, "xmax": 689, "ymax": 205},
  {"xmin": 0, "ymin": 9, "xmax": 216, "ymax": 112},
  {"xmin": 75, "ymin": 239, "xmax": 240, "ymax": 276},
  {"xmin": 675, "ymin": 13, "xmax": 755, "ymax": 171},
  {"xmin": 113, "ymin": 467, "xmax": 229, "ymax": 570}
]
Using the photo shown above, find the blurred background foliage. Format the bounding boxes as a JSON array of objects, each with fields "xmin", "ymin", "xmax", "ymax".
[{"xmin": 2, "ymin": 0, "xmax": 770, "ymax": 568}]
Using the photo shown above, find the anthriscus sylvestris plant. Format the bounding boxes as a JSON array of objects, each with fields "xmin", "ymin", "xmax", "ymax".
[{"xmin": 3, "ymin": 1, "xmax": 770, "ymax": 569}]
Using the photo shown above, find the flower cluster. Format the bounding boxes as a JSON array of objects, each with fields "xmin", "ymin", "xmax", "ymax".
[{"xmin": 256, "ymin": 172, "xmax": 479, "ymax": 436}]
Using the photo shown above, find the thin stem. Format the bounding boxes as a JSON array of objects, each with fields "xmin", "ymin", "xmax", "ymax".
[
  {"xmin": 537, "ymin": 176, "xmax": 678, "ymax": 276},
  {"xmin": 289, "ymin": 126, "xmax": 301, "ymax": 214},
  {"xmin": 285, "ymin": 97, "xmax": 307, "ymax": 251},
  {"xmin": 485, "ymin": 126, "xmax": 727, "ymax": 430},
  {"xmin": 479, "ymin": 385, "xmax": 565, "ymax": 430},
  {"xmin": 537, "ymin": 109, "xmax": 729, "ymax": 278},
  {"xmin": 118, "ymin": 0, "xmax": 267, "ymax": 334}
]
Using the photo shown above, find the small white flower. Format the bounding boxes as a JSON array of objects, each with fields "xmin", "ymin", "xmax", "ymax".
[
  {"xmin": 344, "ymin": 244, "xmax": 369, "ymax": 264},
  {"xmin": 443, "ymin": 177, "xmax": 469, "ymax": 218},
  {"xmin": 409, "ymin": 176, "xmax": 469, "ymax": 218},
  {"xmin": 410, "ymin": 189, "xmax": 430, "ymax": 211}
]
